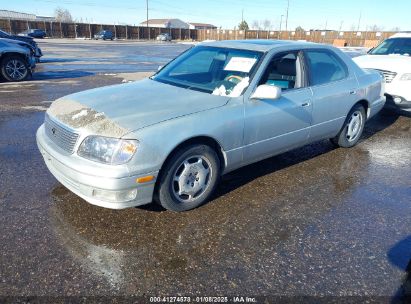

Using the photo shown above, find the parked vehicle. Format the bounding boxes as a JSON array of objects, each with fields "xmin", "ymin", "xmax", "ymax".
[
  {"xmin": 156, "ymin": 33, "xmax": 172, "ymax": 41},
  {"xmin": 0, "ymin": 30, "xmax": 43, "ymax": 62},
  {"xmin": 94, "ymin": 30, "xmax": 114, "ymax": 40},
  {"xmin": 353, "ymin": 33, "xmax": 411, "ymax": 112},
  {"xmin": 0, "ymin": 38, "xmax": 35, "ymax": 81},
  {"xmin": 37, "ymin": 40, "xmax": 385, "ymax": 212},
  {"xmin": 18, "ymin": 29, "xmax": 46, "ymax": 39}
]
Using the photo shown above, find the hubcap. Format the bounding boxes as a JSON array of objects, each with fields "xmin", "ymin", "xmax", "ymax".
[
  {"xmin": 172, "ymin": 155, "xmax": 212, "ymax": 203},
  {"xmin": 346, "ymin": 110, "xmax": 363, "ymax": 142},
  {"xmin": 5, "ymin": 59, "xmax": 27, "ymax": 81}
]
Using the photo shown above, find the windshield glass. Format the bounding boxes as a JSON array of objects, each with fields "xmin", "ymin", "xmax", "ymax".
[
  {"xmin": 369, "ymin": 38, "xmax": 411, "ymax": 56},
  {"xmin": 153, "ymin": 46, "xmax": 263, "ymax": 96}
]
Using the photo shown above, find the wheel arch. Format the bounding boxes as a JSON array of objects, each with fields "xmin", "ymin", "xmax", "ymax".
[
  {"xmin": 354, "ymin": 99, "xmax": 370, "ymax": 118},
  {"xmin": 160, "ymin": 135, "xmax": 227, "ymax": 173},
  {"xmin": 0, "ymin": 52, "xmax": 27, "ymax": 62}
]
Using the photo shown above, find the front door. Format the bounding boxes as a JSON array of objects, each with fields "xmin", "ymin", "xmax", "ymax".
[{"xmin": 243, "ymin": 51, "xmax": 313, "ymax": 164}]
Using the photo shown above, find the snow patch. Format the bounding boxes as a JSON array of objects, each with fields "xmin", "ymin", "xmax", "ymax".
[{"xmin": 72, "ymin": 109, "xmax": 88, "ymax": 120}]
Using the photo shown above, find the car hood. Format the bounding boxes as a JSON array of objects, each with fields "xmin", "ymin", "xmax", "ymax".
[
  {"xmin": 353, "ymin": 54, "xmax": 411, "ymax": 73},
  {"xmin": 47, "ymin": 78, "xmax": 230, "ymax": 137}
]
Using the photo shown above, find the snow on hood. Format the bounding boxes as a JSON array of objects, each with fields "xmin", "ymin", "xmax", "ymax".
[
  {"xmin": 47, "ymin": 78, "xmax": 230, "ymax": 137},
  {"xmin": 353, "ymin": 54, "xmax": 411, "ymax": 74}
]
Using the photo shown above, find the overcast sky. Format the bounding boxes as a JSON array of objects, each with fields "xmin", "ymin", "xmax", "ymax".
[{"xmin": 2, "ymin": 0, "xmax": 409, "ymax": 31}]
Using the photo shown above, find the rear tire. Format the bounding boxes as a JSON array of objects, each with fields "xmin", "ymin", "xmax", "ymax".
[
  {"xmin": 155, "ymin": 144, "xmax": 220, "ymax": 212},
  {"xmin": 331, "ymin": 104, "xmax": 366, "ymax": 148},
  {"xmin": 0, "ymin": 55, "xmax": 29, "ymax": 82}
]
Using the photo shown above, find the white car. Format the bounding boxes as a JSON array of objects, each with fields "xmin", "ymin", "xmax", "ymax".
[{"xmin": 353, "ymin": 33, "xmax": 411, "ymax": 112}]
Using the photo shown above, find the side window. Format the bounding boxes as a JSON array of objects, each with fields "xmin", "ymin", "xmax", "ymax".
[
  {"xmin": 258, "ymin": 51, "xmax": 304, "ymax": 91},
  {"xmin": 305, "ymin": 50, "xmax": 348, "ymax": 86}
]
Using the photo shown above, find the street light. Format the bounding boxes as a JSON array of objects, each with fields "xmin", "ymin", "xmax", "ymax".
[{"xmin": 278, "ymin": 15, "xmax": 284, "ymax": 39}]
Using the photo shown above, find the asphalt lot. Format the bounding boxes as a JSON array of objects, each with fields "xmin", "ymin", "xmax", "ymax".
[{"xmin": 0, "ymin": 39, "xmax": 410, "ymax": 300}]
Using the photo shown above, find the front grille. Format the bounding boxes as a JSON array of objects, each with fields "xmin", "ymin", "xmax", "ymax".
[
  {"xmin": 376, "ymin": 69, "xmax": 397, "ymax": 83},
  {"xmin": 44, "ymin": 115, "xmax": 79, "ymax": 154}
]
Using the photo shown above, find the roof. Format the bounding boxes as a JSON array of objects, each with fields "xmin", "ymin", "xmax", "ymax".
[
  {"xmin": 200, "ymin": 39, "xmax": 319, "ymax": 52},
  {"xmin": 140, "ymin": 18, "xmax": 185, "ymax": 25},
  {"xmin": 188, "ymin": 22, "xmax": 216, "ymax": 27},
  {"xmin": 390, "ymin": 33, "xmax": 411, "ymax": 39},
  {"xmin": 0, "ymin": 9, "xmax": 36, "ymax": 20}
]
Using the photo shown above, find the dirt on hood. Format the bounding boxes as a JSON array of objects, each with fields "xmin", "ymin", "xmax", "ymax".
[{"xmin": 47, "ymin": 99, "xmax": 130, "ymax": 138}]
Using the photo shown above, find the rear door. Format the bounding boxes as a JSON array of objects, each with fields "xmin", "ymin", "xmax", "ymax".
[{"xmin": 303, "ymin": 49, "xmax": 359, "ymax": 141}]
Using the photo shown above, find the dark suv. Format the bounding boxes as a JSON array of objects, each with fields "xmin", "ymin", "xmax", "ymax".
[
  {"xmin": 94, "ymin": 30, "xmax": 114, "ymax": 40},
  {"xmin": 19, "ymin": 29, "xmax": 47, "ymax": 39},
  {"xmin": 0, "ymin": 30, "xmax": 42, "ymax": 62}
]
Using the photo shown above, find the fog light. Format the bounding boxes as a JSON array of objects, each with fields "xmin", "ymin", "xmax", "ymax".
[
  {"xmin": 92, "ymin": 188, "xmax": 137, "ymax": 203},
  {"xmin": 394, "ymin": 97, "xmax": 402, "ymax": 104}
]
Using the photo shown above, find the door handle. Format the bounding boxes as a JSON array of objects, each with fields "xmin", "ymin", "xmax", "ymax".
[
  {"xmin": 350, "ymin": 90, "xmax": 356, "ymax": 95},
  {"xmin": 301, "ymin": 102, "xmax": 311, "ymax": 107}
]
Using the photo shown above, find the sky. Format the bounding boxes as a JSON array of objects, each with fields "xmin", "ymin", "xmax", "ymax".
[{"xmin": 2, "ymin": 0, "xmax": 410, "ymax": 31}]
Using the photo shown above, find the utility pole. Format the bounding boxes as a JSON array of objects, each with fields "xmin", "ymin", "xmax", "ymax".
[
  {"xmin": 285, "ymin": 0, "xmax": 290, "ymax": 32},
  {"xmin": 357, "ymin": 10, "xmax": 362, "ymax": 31},
  {"xmin": 278, "ymin": 14, "xmax": 284, "ymax": 39},
  {"xmin": 146, "ymin": 0, "xmax": 149, "ymax": 40}
]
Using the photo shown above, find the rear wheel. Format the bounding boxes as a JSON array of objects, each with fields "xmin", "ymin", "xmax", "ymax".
[
  {"xmin": 0, "ymin": 55, "xmax": 29, "ymax": 82},
  {"xmin": 331, "ymin": 104, "xmax": 366, "ymax": 148},
  {"xmin": 155, "ymin": 144, "xmax": 220, "ymax": 212}
]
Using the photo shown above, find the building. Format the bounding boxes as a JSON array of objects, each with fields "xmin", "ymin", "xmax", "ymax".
[
  {"xmin": 0, "ymin": 10, "xmax": 36, "ymax": 20},
  {"xmin": 0, "ymin": 10, "xmax": 55, "ymax": 22},
  {"xmin": 140, "ymin": 18, "xmax": 189, "ymax": 29},
  {"xmin": 188, "ymin": 22, "xmax": 217, "ymax": 30}
]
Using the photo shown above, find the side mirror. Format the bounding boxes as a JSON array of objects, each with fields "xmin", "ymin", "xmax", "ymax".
[{"xmin": 250, "ymin": 85, "xmax": 281, "ymax": 100}]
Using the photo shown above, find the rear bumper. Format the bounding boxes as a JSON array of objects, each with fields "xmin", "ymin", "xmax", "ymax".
[{"xmin": 36, "ymin": 125, "xmax": 157, "ymax": 209}]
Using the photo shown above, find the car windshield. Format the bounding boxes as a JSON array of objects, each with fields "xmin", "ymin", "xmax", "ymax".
[
  {"xmin": 369, "ymin": 38, "xmax": 411, "ymax": 56},
  {"xmin": 153, "ymin": 46, "xmax": 263, "ymax": 96}
]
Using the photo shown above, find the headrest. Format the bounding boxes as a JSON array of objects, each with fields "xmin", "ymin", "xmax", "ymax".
[{"xmin": 277, "ymin": 58, "xmax": 296, "ymax": 76}]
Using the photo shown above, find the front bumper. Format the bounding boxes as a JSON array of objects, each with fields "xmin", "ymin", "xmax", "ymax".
[
  {"xmin": 385, "ymin": 94, "xmax": 411, "ymax": 112},
  {"xmin": 36, "ymin": 125, "xmax": 158, "ymax": 209},
  {"xmin": 385, "ymin": 82, "xmax": 411, "ymax": 112}
]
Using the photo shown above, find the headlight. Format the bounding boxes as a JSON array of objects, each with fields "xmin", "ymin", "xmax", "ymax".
[
  {"xmin": 400, "ymin": 73, "xmax": 411, "ymax": 81},
  {"xmin": 78, "ymin": 136, "xmax": 137, "ymax": 165}
]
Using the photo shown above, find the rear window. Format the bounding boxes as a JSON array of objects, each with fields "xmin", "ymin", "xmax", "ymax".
[{"xmin": 305, "ymin": 50, "xmax": 348, "ymax": 86}]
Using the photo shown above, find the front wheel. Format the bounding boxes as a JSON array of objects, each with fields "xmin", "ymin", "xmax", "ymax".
[
  {"xmin": 1, "ymin": 55, "xmax": 29, "ymax": 82},
  {"xmin": 331, "ymin": 104, "xmax": 366, "ymax": 148},
  {"xmin": 155, "ymin": 144, "xmax": 220, "ymax": 212}
]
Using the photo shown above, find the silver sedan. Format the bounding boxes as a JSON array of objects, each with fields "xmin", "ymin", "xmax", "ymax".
[{"xmin": 37, "ymin": 40, "xmax": 386, "ymax": 212}]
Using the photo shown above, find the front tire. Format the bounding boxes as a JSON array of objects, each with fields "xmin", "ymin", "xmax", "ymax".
[
  {"xmin": 1, "ymin": 55, "xmax": 29, "ymax": 82},
  {"xmin": 331, "ymin": 104, "xmax": 366, "ymax": 148},
  {"xmin": 155, "ymin": 144, "xmax": 220, "ymax": 212}
]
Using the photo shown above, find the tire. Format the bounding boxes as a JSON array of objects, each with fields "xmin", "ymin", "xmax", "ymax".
[
  {"xmin": 331, "ymin": 104, "xmax": 366, "ymax": 148},
  {"xmin": 0, "ymin": 55, "xmax": 29, "ymax": 82},
  {"xmin": 155, "ymin": 144, "xmax": 220, "ymax": 212}
]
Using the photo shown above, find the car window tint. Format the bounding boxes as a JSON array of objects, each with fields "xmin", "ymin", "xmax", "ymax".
[
  {"xmin": 305, "ymin": 50, "xmax": 348, "ymax": 85},
  {"xmin": 370, "ymin": 38, "xmax": 411, "ymax": 55}
]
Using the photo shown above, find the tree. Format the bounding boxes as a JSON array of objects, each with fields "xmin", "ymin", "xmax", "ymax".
[
  {"xmin": 238, "ymin": 20, "xmax": 249, "ymax": 31},
  {"xmin": 54, "ymin": 7, "xmax": 73, "ymax": 23},
  {"xmin": 295, "ymin": 26, "xmax": 304, "ymax": 33},
  {"xmin": 252, "ymin": 20, "xmax": 260, "ymax": 30},
  {"xmin": 262, "ymin": 19, "xmax": 271, "ymax": 30}
]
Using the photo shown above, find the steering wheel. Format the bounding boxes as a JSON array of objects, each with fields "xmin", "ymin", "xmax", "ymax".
[{"xmin": 225, "ymin": 75, "xmax": 244, "ymax": 83}]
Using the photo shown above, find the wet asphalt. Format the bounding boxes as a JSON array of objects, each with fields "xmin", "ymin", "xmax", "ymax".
[{"xmin": 0, "ymin": 39, "xmax": 410, "ymax": 301}]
